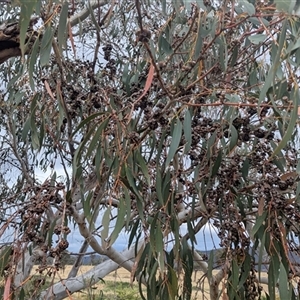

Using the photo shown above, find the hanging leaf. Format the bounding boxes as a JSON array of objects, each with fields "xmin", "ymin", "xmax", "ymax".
[
  {"xmin": 251, "ymin": 211, "xmax": 267, "ymax": 238},
  {"xmin": 19, "ymin": 0, "xmax": 37, "ymax": 57},
  {"xmin": 57, "ymin": 1, "xmax": 69, "ymax": 54},
  {"xmin": 86, "ymin": 118, "xmax": 109, "ymax": 157},
  {"xmin": 183, "ymin": 109, "xmax": 192, "ymax": 154},
  {"xmin": 166, "ymin": 119, "xmax": 182, "ymax": 167},
  {"xmin": 228, "ymin": 125, "xmax": 238, "ymax": 153},
  {"xmin": 248, "ymin": 34, "xmax": 267, "ymax": 45},
  {"xmin": 269, "ymin": 87, "xmax": 298, "ymax": 160},
  {"xmin": 101, "ymin": 207, "xmax": 111, "ymax": 247},
  {"xmin": 40, "ymin": 26, "xmax": 54, "ymax": 67},
  {"xmin": 108, "ymin": 199, "xmax": 126, "ymax": 247}
]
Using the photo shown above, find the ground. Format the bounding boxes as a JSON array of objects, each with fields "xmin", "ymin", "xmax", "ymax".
[{"xmin": 28, "ymin": 265, "xmax": 272, "ymax": 300}]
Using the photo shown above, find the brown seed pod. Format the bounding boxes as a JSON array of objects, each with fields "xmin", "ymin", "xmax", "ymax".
[{"xmin": 136, "ymin": 29, "xmax": 151, "ymax": 43}]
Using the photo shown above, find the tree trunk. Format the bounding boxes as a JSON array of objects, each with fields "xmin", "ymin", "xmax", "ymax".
[{"xmin": 0, "ymin": 19, "xmax": 37, "ymax": 64}]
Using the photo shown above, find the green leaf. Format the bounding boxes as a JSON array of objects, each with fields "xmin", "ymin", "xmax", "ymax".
[
  {"xmin": 268, "ymin": 257, "xmax": 279, "ymax": 300},
  {"xmin": 166, "ymin": 119, "xmax": 182, "ymax": 167},
  {"xmin": 88, "ymin": 1, "xmax": 101, "ymax": 32},
  {"xmin": 19, "ymin": 0, "xmax": 37, "ymax": 57},
  {"xmin": 193, "ymin": 15, "xmax": 203, "ymax": 59},
  {"xmin": 83, "ymin": 191, "xmax": 93, "ymax": 225},
  {"xmin": 211, "ymin": 150, "xmax": 222, "ymax": 177},
  {"xmin": 162, "ymin": 0, "xmax": 166, "ymax": 14},
  {"xmin": 22, "ymin": 117, "xmax": 31, "ymax": 141},
  {"xmin": 230, "ymin": 45, "xmax": 239, "ymax": 67},
  {"xmin": 72, "ymin": 112, "xmax": 106, "ymax": 136},
  {"xmin": 218, "ymin": 35, "xmax": 228, "ymax": 72},
  {"xmin": 269, "ymin": 87, "xmax": 298, "ymax": 160},
  {"xmin": 167, "ymin": 267, "xmax": 178, "ymax": 300},
  {"xmin": 135, "ymin": 149, "xmax": 150, "ymax": 186},
  {"xmin": 241, "ymin": 158, "xmax": 249, "ymax": 179},
  {"xmin": 124, "ymin": 164, "xmax": 141, "ymax": 200},
  {"xmin": 239, "ymin": 0, "xmax": 255, "ymax": 15},
  {"xmin": 239, "ymin": 253, "xmax": 252, "ymax": 287},
  {"xmin": 229, "ymin": 125, "xmax": 238, "ymax": 152},
  {"xmin": 73, "ymin": 124, "xmax": 99, "ymax": 170},
  {"xmin": 156, "ymin": 170, "xmax": 164, "ymax": 206},
  {"xmin": 0, "ymin": 246, "xmax": 12, "ymax": 275},
  {"xmin": 248, "ymin": 34, "xmax": 267, "ymax": 45},
  {"xmin": 259, "ymin": 20, "xmax": 287, "ymax": 106},
  {"xmin": 128, "ymin": 219, "xmax": 140, "ymax": 249},
  {"xmin": 40, "ymin": 26, "xmax": 54, "ymax": 67},
  {"xmin": 29, "ymin": 37, "xmax": 40, "ymax": 90},
  {"xmin": 57, "ymin": 1, "xmax": 69, "ymax": 54},
  {"xmin": 149, "ymin": 213, "xmax": 159, "ymax": 252},
  {"xmin": 183, "ymin": 109, "xmax": 192, "ymax": 154},
  {"xmin": 101, "ymin": 207, "xmax": 111, "ymax": 246},
  {"xmin": 108, "ymin": 199, "xmax": 126, "ymax": 247},
  {"xmin": 275, "ymin": 0, "xmax": 294, "ymax": 13},
  {"xmin": 207, "ymin": 132, "xmax": 216, "ymax": 159},
  {"xmin": 86, "ymin": 118, "xmax": 109, "ymax": 157},
  {"xmin": 251, "ymin": 211, "xmax": 267, "ymax": 238},
  {"xmin": 158, "ymin": 34, "xmax": 173, "ymax": 56},
  {"xmin": 279, "ymin": 262, "xmax": 289, "ymax": 300}
]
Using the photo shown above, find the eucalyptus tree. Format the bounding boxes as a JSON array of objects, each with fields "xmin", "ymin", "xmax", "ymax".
[{"xmin": 1, "ymin": 0, "xmax": 300, "ymax": 299}]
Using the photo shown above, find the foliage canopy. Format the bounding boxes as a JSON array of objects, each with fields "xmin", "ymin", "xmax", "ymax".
[{"xmin": 1, "ymin": 0, "xmax": 300, "ymax": 299}]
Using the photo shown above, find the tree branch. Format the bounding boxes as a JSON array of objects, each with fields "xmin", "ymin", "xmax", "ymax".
[
  {"xmin": 69, "ymin": 0, "xmax": 110, "ymax": 27},
  {"xmin": 40, "ymin": 240, "xmax": 144, "ymax": 300},
  {"xmin": 0, "ymin": 1, "xmax": 109, "ymax": 64}
]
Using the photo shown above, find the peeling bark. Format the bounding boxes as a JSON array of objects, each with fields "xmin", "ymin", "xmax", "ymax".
[{"xmin": 0, "ymin": 0, "xmax": 110, "ymax": 64}]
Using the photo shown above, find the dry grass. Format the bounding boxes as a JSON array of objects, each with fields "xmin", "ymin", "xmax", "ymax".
[{"xmin": 30, "ymin": 265, "xmax": 272, "ymax": 300}]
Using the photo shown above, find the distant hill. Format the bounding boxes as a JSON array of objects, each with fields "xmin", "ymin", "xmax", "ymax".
[{"xmin": 70, "ymin": 248, "xmax": 300, "ymax": 273}]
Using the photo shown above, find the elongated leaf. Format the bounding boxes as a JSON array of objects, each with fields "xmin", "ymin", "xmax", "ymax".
[
  {"xmin": 166, "ymin": 119, "xmax": 182, "ymax": 167},
  {"xmin": 167, "ymin": 268, "xmax": 178, "ymax": 300},
  {"xmin": 108, "ymin": 199, "xmax": 126, "ymax": 247},
  {"xmin": 211, "ymin": 150, "xmax": 222, "ymax": 177},
  {"xmin": 128, "ymin": 219, "xmax": 140, "ymax": 249},
  {"xmin": 136, "ymin": 64, "xmax": 155, "ymax": 102},
  {"xmin": 251, "ymin": 211, "xmax": 267, "ymax": 238},
  {"xmin": 229, "ymin": 125, "xmax": 238, "ymax": 152},
  {"xmin": 124, "ymin": 165, "xmax": 140, "ymax": 196},
  {"xmin": 135, "ymin": 149, "xmax": 150, "ymax": 186},
  {"xmin": 259, "ymin": 20, "xmax": 287, "ymax": 106},
  {"xmin": 183, "ymin": 109, "xmax": 192, "ymax": 154},
  {"xmin": 83, "ymin": 191, "xmax": 93, "ymax": 225},
  {"xmin": 40, "ymin": 26, "xmax": 54, "ymax": 67},
  {"xmin": 57, "ymin": 1, "xmax": 69, "ymax": 54},
  {"xmin": 86, "ymin": 118, "xmax": 109, "ymax": 157},
  {"xmin": 158, "ymin": 34, "xmax": 173, "ymax": 56},
  {"xmin": 248, "ymin": 34, "xmax": 267, "ymax": 44},
  {"xmin": 88, "ymin": 0, "xmax": 101, "ymax": 32},
  {"xmin": 193, "ymin": 12, "xmax": 203, "ymax": 59},
  {"xmin": 72, "ymin": 112, "xmax": 106, "ymax": 136},
  {"xmin": 269, "ymin": 87, "xmax": 298, "ymax": 160},
  {"xmin": 19, "ymin": 0, "xmax": 37, "ymax": 57},
  {"xmin": 279, "ymin": 262, "xmax": 289, "ymax": 300},
  {"xmin": 29, "ymin": 37, "xmax": 40, "ymax": 89},
  {"xmin": 22, "ymin": 117, "xmax": 31, "ymax": 141},
  {"xmin": 150, "ymin": 213, "xmax": 159, "ymax": 252},
  {"xmin": 101, "ymin": 207, "xmax": 111, "ymax": 247}
]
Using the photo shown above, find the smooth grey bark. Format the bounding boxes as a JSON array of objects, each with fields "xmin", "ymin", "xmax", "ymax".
[{"xmin": 39, "ymin": 240, "xmax": 143, "ymax": 300}]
